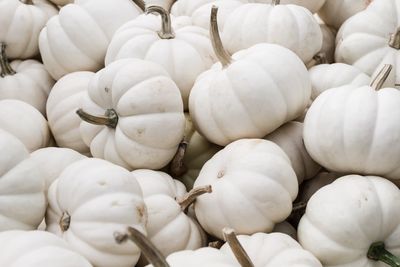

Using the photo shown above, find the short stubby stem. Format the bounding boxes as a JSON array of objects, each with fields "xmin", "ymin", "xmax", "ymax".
[
  {"xmin": 169, "ymin": 141, "xmax": 188, "ymax": 177},
  {"xmin": 177, "ymin": 185, "xmax": 212, "ymax": 212},
  {"xmin": 0, "ymin": 43, "xmax": 16, "ymax": 77},
  {"xmin": 223, "ymin": 228, "xmax": 255, "ymax": 267},
  {"xmin": 60, "ymin": 212, "xmax": 71, "ymax": 232},
  {"xmin": 76, "ymin": 108, "xmax": 119, "ymax": 129},
  {"xmin": 368, "ymin": 242, "xmax": 400, "ymax": 267},
  {"xmin": 114, "ymin": 227, "xmax": 170, "ymax": 267},
  {"xmin": 370, "ymin": 64, "xmax": 393, "ymax": 91},
  {"xmin": 306, "ymin": 53, "xmax": 328, "ymax": 69},
  {"xmin": 389, "ymin": 27, "xmax": 400, "ymax": 50},
  {"xmin": 210, "ymin": 6, "xmax": 232, "ymax": 67},
  {"xmin": 145, "ymin": 6, "xmax": 175, "ymax": 39}
]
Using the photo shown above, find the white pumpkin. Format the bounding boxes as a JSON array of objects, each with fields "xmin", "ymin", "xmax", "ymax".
[
  {"xmin": 0, "ymin": 0, "xmax": 57, "ymax": 59},
  {"xmin": 46, "ymin": 158, "xmax": 148, "ymax": 267},
  {"xmin": 298, "ymin": 175, "xmax": 400, "ymax": 267},
  {"xmin": 0, "ymin": 99, "xmax": 51, "ymax": 152},
  {"xmin": 222, "ymin": 2, "xmax": 323, "ymax": 63},
  {"xmin": 0, "ymin": 129, "xmax": 45, "ymax": 231},
  {"xmin": 318, "ymin": 0, "xmax": 372, "ymax": 29},
  {"xmin": 250, "ymin": 0, "xmax": 325, "ymax": 14},
  {"xmin": 29, "ymin": 147, "xmax": 86, "ymax": 193},
  {"xmin": 132, "ymin": 170, "xmax": 207, "ymax": 266},
  {"xmin": 264, "ymin": 121, "xmax": 321, "ymax": 184},
  {"xmin": 189, "ymin": 7, "xmax": 311, "ymax": 146},
  {"xmin": 0, "ymin": 44, "xmax": 55, "ymax": 115},
  {"xmin": 335, "ymin": 0, "xmax": 400, "ymax": 88},
  {"xmin": 304, "ymin": 65, "xmax": 400, "ymax": 180},
  {"xmin": 309, "ymin": 63, "xmax": 370, "ymax": 100},
  {"xmin": 39, "ymin": 0, "xmax": 144, "ymax": 80},
  {"xmin": 47, "ymin": 71, "xmax": 93, "ymax": 155},
  {"xmin": 220, "ymin": 232, "xmax": 322, "ymax": 267},
  {"xmin": 78, "ymin": 59, "xmax": 185, "ymax": 170},
  {"xmin": 194, "ymin": 139, "xmax": 298, "ymax": 240},
  {"xmin": 171, "ymin": 0, "xmax": 219, "ymax": 16},
  {"xmin": 105, "ymin": 7, "xmax": 215, "ymax": 109},
  {"xmin": 0, "ymin": 230, "xmax": 93, "ymax": 267}
]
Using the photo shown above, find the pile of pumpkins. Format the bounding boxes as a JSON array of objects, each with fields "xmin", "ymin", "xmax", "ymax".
[{"xmin": 1, "ymin": 0, "xmax": 400, "ymax": 266}]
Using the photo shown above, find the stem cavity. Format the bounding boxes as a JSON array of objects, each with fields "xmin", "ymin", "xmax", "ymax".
[
  {"xmin": 146, "ymin": 6, "xmax": 175, "ymax": 39},
  {"xmin": 223, "ymin": 228, "xmax": 255, "ymax": 267},
  {"xmin": 76, "ymin": 108, "xmax": 119, "ymax": 129},
  {"xmin": 368, "ymin": 242, "xmax": 400, "ymax": 267},
  {"xmin": 370, "ymin": 64, "xmax": 392, "ymax": 91},
  {"xmin": 114, "ymin": 227, "xmax": 170, "ymax": 267},
  {"xmin": 0, "ymin": 43, "xmax": 16, "ymax": 77},
  {"xmin": 389, "ymin": 27, "xmax": 400, "ymax": 50},
  {"xmin": 210, "ymin": 6, "xmax": 232, "ymax": 67},
  {"xmin": 177, "ymin": 185, "xmax": 212, "ymax": 211}
]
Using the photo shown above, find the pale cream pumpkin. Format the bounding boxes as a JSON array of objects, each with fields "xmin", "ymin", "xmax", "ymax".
[
  {"xmin": 132, "ymin": 170, "xmax": 208, "ymax": 266},
  {"xmin": 0, "ymin": 99, "xmax": 51, "ymax": 152},
  {"xmin": 46, "ymin": 71, "xmax": 93, "ymax": 155},
  {"xmin": 0, "ymin": 129, "xmax": 46, "ymax": 231},
  {"xmin": 222, "ymin": 1, "xmax": 323, "ymax": 63},
  {"xmin": 0, "ymin": 230, "xmax": 93, "ymax": 267},
  {"xmin": 194, "ymin": 139, "xmax": 298, "ymax": 239},
  {"xmin": 46, "ymin": 158, "xmax": 148, "ymax": 267},
  {"xmin": 309, "ymin": 63, "xmax": 370, "ymax": 100},
  {"xmin": 304, "ymin": 65, "xmax": 400, "ymax": 180},
  {"xmin": 251, "ymin": 0, "xmax": 325, "ymax": 13},
  {"xmin": 0, "ymin": 44, "xmax": 55, "ymax": 115},
  {"xmin": 78, "ymin": 59, "xmax": 185, "ymax": 170},
  {"xmin": 318, "ymin": 0, "xmax": 372, "ymax": 29},
  {"xmin": 0, "ymin": 0, "xmax": 57, "ymax": 59},
  {"xmin": 335, "ymin": 0, "xmax": 400, "ymax": 88},
  {"xmin": 105, "ymin": 7, "xmax": 215, "ymax": 109},
  {"xmin": 189, "ymin": 7, "xmax": 311, "ymax": 146},
  {"xmin": 298, "ymin": 175, "xmax": 400, "ymax": 267},
  {"xmin": 39, "ymin": 0, "xmax": 144, "ymax": 80},
  {"xmin": 264, "ymin": 121, "xmax": 321, "ymax": 184}
]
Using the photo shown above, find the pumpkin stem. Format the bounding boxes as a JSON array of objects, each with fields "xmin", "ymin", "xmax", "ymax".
[
  {"xmin": 0, "ymin": 43, "xmax": 16, "ymax": 77},
  {"xmin": 145, "ymin": 6, "xmax": 175, "ymax": 39},
  {"xmin": 368, "ymin": 242, "xmax": 400, "ymax": 267},
  {"xmin": 169, "ymin": 141, "xmax": 189, "ymax": 177},
  {"xmin": 19, "ymin": 0, "xmax": 33, "ymax": 4},
  {"xmin": 177, "ymin": 185, "xmax": 212, "ymax": 211},
  {"xmin": 305, "ymin": 53, "xmax": 328, "ymax": 69},
  {"xmin": 76, "ymin": 108, "xmax": 119, "ymax": 129},
  {"xmin": 223, "ymin": 228, "xmax": 255, "ymax": 267},
  {"xmin": 272, "ymin": 0, "xmax": 280, "ymax": 5},
  {"xmin": 389, "ymin": 27, "xmax": 400, "ymax": 50},
  {"xmin": 292, "ymin": 201, "xmax": 307, "ymax": 213},
  {"xmin": 209, "ymin": 240, "xmax": 224, "ymax": 249},
  {"xmin": 114, "ymin": 227, "xmax": 170, "ymax": 267},
  {"xmin": 59, "ymin": 212, "xmax": 71, "ymax": 232},
  {"xmin": 369, "ymin": 64, "xmax": 392, "ymax": 91},
  {"xmin": 132, "ymin": 0, "xmax": 146, "ymax": 11},
  {"xmin": 210, "ymin": 6, "xmax": 232, "ymax": 67}
]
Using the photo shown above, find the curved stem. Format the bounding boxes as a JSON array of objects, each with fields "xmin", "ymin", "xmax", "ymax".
[
  {"xmin": 370, "ymin": 64, "xmax": 392, "ymax": 91},
  {"xmin": 389, "ymin": 27, "xmax": 400, "ymax": 49},
  {"xmin": 114, "ymin": 227, "xmax": 170, "ymax": 267},
  {"xmin": 368, "ymin": 242, "xmax": 400, "ymax": 267},
  {"xmin": 169, "ymin": 141, "xmax": 189, "ymax": 177},
  {"xmin": 76, "ymin": 108, "xmax": 118, "ymax": 129},
  {"xmin": 223, "ymin": 228, "xmax": 255, "ymax": 267},
  {"xmin": 145, "ymin": 6, "xmax": 175, "ymax": 39},
  {"xmin": 0, "ymin": 43, "xmax": 16, "ymax": 77},
  {"xmin": 272, "ymin": 0, "xmax": 280, "ymax": 5},
  {"xmin": 177, "ymin": 185, "xmax": 212, "ymax": 211},
  {"xmin": 210, "ymin": 6, "xmax": 232, "ymax": 67},
  {"xmin": 59, "ymin": 212, "xmax": 71, "ymax": 232},
  {"xmin": 306, "ymin": 53, "xmax": 328, "ymax": 69},
  {"xmin": 132, "ymin": 0, "xmax": 146, "ymax": 12}
]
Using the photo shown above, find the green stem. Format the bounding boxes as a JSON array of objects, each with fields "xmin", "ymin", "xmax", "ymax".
[
  {"xmin": 370, "ymin": 64, "xmax": 392, "ymax": 91},
  {"xmin": 223, "ymin": 228, "xmax": 255, "ymax": 267},
  {"xmin": 389, "ymin": 27, "xmax": 400, "ymax": 49},
  {"xmin": 0, "ymin": 43, "xmax": 16, "ymax": 77},
  {"xmin": 145, "ymin": 6, "xmax": 175, "ymax": 39},
  {"xmin": 177, "ymin": 185, "xmax": 212, "ymax": 211},
  {"xmin": 114, "ymin": 227, "xmax": 170, "ymax": 267},
  {"xmin": 76, "ymin": 108, "xmax": 119, "ymax": 129},
  {"xmin": 210, "ymin": 6, "xmax": 232, "ymax": 67},
  {"xmin": 368, "ymin": 242, "xmax": 400, "ymax": 267}
]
